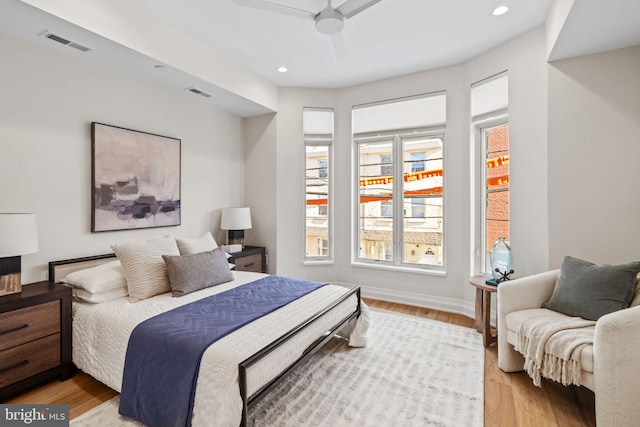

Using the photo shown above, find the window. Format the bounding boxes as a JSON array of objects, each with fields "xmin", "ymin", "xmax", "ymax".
[
  {"xmin": 381, "ymin": 201, "xmax": 393, "ymax": 218},
  {"xmin": 380, "ymin": 154, "xmax": 393, "ymax": 176},
  {"xmin": 483, "ymin": 123, "xmax": 509, "ymax": 271},
  {"xmin": 410, "ymin": 152, "xmax": 426, "ymax": 172},
  {"xmin": 353, "ymin": 93, "xmax": 446, "ymax": 269},
  {"xmin": 318, "ymin": 159, "xmax": 328, "ymax": 179},
  {"xmin": 304, "ymin": 108, "xmax": 333, "ymax": 261},
  {"xmin": 471, "ymin": 73, "xmax": 509, "ymax": 274}
]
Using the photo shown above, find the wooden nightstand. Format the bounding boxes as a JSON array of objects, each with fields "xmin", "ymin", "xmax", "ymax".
[
  {"xmin": 229, "ymin": 246, "xmax": 266, "ymax": 273},
  {"xmin": 0, "ymin": 282, "xmax": 72, "ymax": 400}
]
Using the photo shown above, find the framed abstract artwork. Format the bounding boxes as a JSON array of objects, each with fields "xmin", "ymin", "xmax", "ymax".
[{"xmin": 91, "ymin": 122, "xmax": 181, "ymax": 232}]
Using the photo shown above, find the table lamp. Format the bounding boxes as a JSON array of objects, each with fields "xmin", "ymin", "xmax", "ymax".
[
  {"xmin": 220, "ymin": 207, "xmax": 252, "ymax": 248},
  {"xmin": 0, "ymin": 213, "xmax": 39, "ymax": 296}
]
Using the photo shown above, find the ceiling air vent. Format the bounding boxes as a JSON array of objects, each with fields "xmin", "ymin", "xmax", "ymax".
[
  {"xmin": 40, "ymin": 31, "xmax": 92, "ymax": 53},
  {"xmin": 186, "ymin": 87, "xmax": 213, "ymax": 98}
]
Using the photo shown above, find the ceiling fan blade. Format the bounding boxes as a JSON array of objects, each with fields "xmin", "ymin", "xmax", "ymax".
[
  {"xmin": 233, "ymin": 0, "xmax": 315, "ymax": 20},
  {"xmin": 336, "ymin": 0, "xmax": 383, "ymax": 19},
  {"xmin": 330, "ymin": 33, "xmax": 347, "ymax": 63}
]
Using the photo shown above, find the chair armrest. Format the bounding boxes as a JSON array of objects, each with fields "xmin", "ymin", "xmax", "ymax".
[
  {"xmin": 497, "ymin": 270, "xmax": 559, "ymax": 372},
  {"xmin": 497, "ymin": 269, "xmax": 560, "ymax": 314},
  {"xmin": 593, "ymin": 305, "xmax": 640, "ymax": 427}
]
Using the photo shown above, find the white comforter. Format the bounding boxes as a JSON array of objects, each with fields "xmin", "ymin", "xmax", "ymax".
[{"xmin": 72, "ymin": 271, "xmax": 369, "ymax": 426}]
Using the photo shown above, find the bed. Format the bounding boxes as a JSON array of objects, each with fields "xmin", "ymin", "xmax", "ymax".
[{"xmin": 49, "ymin": 242, "xmax": 368, "ymax": 427}]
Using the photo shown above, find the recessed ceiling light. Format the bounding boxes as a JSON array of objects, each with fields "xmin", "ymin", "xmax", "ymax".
[
  {"xmin": 277, "ymin": 66, "xmax": 288, "ymax": 73},
  {"xmin": 493, "ymin": 5, "xmax": 509, "ymax": 16}
]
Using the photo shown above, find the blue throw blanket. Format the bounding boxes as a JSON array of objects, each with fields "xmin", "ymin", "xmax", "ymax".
[{"xmin": 119, "ymin": 276, "xmax": 327, "ymax": 427}]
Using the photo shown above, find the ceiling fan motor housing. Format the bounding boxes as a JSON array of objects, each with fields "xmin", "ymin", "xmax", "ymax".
[{"xmin": 315, "ymin": 7, "xmax": 344, "ymax": 34}]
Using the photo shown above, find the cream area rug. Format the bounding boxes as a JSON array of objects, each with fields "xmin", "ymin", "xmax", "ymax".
[{"xmin": 71, "ymin": 309, "xmax": 484, "ymax": 427}]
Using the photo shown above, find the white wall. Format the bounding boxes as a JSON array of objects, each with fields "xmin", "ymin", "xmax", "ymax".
[
  {"xmin": 0, "ymin": 33, "xmax": 246, "ymax": 283},
  {"xmin": 244, "ymin": 113, "xmax": 277, "ymax": 273},
  {"xmin": 547, "ymin": 45, "xmax": 640, "ymax": 267},
  {"xmin": 259, "ymin": 27, "xmax": 549, "ymax": 317},
  {"xmin": 466, "ymin": 27, "xmax": 550, "ymax": 279},
  {"xmin": 275, "ymin": 88, "xmax": 340, "ymax": 283}
]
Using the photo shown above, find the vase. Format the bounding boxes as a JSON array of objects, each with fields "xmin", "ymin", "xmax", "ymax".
[{"xmin": 490, "ymin": 237, "xmax": 512, "ymax": 280}]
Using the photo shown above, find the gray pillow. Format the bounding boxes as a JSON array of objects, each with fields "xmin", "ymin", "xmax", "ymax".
[
  {"xmin": 543, "ymin": 256, "xmax": 640, "ymax": 320},
  {"xmin": 163, "ymin": 248, "xmax": 234, "ymax": 297}
]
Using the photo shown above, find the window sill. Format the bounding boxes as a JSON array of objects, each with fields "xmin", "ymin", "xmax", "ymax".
[
  {"xmin": 351, "ymin": 261, "xmax": 446, "ymax": 276},
  {"xmin": 304, "ymin": 259, "xmax": 334, "ymax": 266}
]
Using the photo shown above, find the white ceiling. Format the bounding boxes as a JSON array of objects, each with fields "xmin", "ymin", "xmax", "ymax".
[
  {"xmin": 2, "ymin": 0, "xmax": 639, "ymax": 116},
  {"xmin": 127, "ymin": 0, "xmax": 554, "ymax": 89}
]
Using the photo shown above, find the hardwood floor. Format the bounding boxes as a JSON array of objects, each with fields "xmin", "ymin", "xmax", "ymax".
[{"xmin": 4, "ymin": 298, "xmax": 595, "ymax": 426}]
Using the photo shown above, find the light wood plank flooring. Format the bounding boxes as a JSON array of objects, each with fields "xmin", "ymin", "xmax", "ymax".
[{"xmin": 5, "ymin": 298, "xmax": 595, "ymax": 426}]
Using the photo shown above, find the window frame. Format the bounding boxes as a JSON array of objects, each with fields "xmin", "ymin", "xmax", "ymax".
[
  {"xmin": 353, "ymin": 128, "xmax": 446, "ymax": 273},
  {"xmin": 473, "ymin": 115, "xmax": 509, "ymax": 275},
  {"xmin": 304, "ymin": 108, "xmax": 334, "ymax": 264}
]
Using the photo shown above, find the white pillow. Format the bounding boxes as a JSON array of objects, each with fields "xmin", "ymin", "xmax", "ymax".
[
  {"xmin": 73, "ymin": 287, "xmax": 129, "ymax": 303},
  {"xmin": 112, "ymin": 236, "xmax": 180, "ymax": 302},
  {"xmin": 176, "ymin": 232, "xmax": 218, "ymax": 255},
  {"xmin": 61, "ymin": 260, "xmax": 126, "ymax": 293}
]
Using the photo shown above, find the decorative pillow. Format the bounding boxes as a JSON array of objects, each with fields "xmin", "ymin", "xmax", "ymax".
[
  {"xmin": 112, "ymin": 236, "xmax": 181, "ymax": 302},
  {"xmin": 62, "ymin": 260, "xmax": 126, "ymax": 293},
  {"xmin": 163, "ymin": 248, "xmax": 234, "ymax": 297},
  {"xmin": 543, "ymin": 256, "xmax": 640, "ymax": 320},
  {"xmin": 176, "ymin": 232, "xmax": 218, "ymax": 255},
  {"xmin": 72, "ymin": 287, "xmax": 129, "ymax": 303}
]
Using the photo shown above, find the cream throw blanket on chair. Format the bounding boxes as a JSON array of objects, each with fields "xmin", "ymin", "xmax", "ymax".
[{"xmin": 515, "ymin": 315, "xmax": 596, "ymax": 387}]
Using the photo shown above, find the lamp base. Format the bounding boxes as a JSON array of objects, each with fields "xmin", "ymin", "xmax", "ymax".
[
  {"xmin": 0, "ymin": 256, "xmax": 22, "ymax": 296},
  {"xmin": 227, "ymin": 230, "xmax": 245, "ymax": 249}
]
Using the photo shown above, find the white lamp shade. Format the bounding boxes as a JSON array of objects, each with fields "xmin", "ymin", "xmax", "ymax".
[
  {"xmin": 220, "ymin": 207, "xmax": 252, "ymax": 230},
  {"xmin": 0, "ymin": 213, "xmax": 39, "ymax": 257}
]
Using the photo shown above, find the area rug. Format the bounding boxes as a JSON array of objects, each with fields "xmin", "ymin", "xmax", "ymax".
[{"xmin": 71, "ymin": 308, "xmax": 484, "ymax": 427}]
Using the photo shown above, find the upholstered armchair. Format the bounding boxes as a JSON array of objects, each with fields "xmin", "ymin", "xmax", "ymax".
[{"xmin": 497, "ymin": 269, "xmax": 640, "ymax": 427}]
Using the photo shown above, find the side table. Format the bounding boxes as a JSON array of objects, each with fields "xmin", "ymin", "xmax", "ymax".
[
  {"xmin": 469, "ymin": 275, "xmax": 498, "ymax": 347},
  {"xmin": 228, "ymin": 246, "xmax": 266, "ymax": 273},
  {"xmin": 0, "ymin": 281, "xmax": 73, "ymax": 400}
]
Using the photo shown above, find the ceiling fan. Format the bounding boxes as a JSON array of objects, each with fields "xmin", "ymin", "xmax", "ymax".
[{"xmin": 233, "ymin": 0, "xmax": 383, "ymax": 35}]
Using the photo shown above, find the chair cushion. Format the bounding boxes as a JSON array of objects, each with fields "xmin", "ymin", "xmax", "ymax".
[
  {"xmin": 505, "ymin": 308, "xmax": 594, "ymax": 373},
  {"xmin": 632, "ymin": 277, "xmax": 640, "ymax": 307},
  {"xmin": 543, "ymin": 256, "xmax": 640, "ymax": 320}
]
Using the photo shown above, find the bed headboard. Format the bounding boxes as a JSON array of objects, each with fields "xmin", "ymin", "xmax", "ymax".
[{"xmin": 48, "ymin": 254, "xmax": 116, "ymax": 283}]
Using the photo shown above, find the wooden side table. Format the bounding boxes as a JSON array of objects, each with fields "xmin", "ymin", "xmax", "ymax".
[
  {"xmin": 229, "ymin": 246, "xmax": 266, "ymax": 273},
  {"xmin": 0, "ymin": 281, "xmax": 73, "ymax": 400},
  {"xmin": 469, "ymin": 275, "xmax": 498, "ymax": 347}
]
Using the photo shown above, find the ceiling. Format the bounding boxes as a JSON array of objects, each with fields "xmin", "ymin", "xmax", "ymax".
[
  {"xmin": 126, "ymin": 0, "xmax": 554, "ymax": 89},
  {"xmin": 2, "ymin": 0, "xmax": 639, "ymax": 116}
]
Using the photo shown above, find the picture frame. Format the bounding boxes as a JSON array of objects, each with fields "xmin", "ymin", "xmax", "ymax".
[{"xmin": 91, "ymin": 122, "xmax": 181, "ymax": 232}]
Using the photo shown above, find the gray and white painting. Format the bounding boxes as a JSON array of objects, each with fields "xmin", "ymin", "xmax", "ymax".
[{"xmin": 92, "ymin": 123, "xmax": 181, "ymax": 232}]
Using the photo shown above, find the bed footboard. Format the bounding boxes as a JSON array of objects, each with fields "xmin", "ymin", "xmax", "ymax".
[{"xmin": 238, "ymin": 285, "xmax": 361, "ymax": 426}]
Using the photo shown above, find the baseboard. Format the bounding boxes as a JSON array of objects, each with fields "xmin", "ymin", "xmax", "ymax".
[{"xmin": 330, "ymin": 281, "xmax": 478, "ymax": 322}]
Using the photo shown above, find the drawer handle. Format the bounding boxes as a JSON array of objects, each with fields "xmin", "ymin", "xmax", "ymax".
[
  {"xmin": 0, "ymin": 324, "xmax": 28, "ymax": 336},
  {"xmin": 0, "ymin": 360, "xmax": 29, "ymax": 374},
  {"xmin": 243, "ymin": 262, "xmax": 256, "ymax": 267}
]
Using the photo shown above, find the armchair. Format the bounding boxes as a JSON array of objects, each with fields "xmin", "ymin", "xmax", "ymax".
[{"xmin": 497, "ymin": 270, "xmax": 640, "ymax": 427}]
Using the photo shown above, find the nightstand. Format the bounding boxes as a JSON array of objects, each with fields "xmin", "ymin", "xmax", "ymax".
[
  {"xmin": 229, "ymin": 246, "xmax": 266, "ymax": 273},
  {"xmin": 0, "ymin": 282, "xmax": 72, "ymax": 400}
]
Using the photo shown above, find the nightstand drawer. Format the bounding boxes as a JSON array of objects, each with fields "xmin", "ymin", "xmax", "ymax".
[
  {"xmin": 0, "ymin": 334, "xmax": 61, "ymax": 388},
  {"xmin": 0, "ymin": 301, "xmax": 60, "ymax": 352},
  {"xmin": 234, "ymin": 253, "xmax": 263, "ymax": 272}
]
